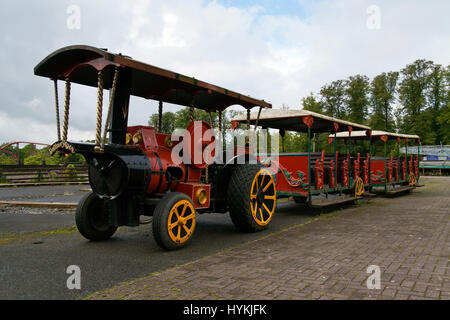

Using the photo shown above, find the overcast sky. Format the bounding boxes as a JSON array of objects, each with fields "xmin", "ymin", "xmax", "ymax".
[{"xmin": 0, "ymin": 0, "xmax": 448, "ymax": 144}]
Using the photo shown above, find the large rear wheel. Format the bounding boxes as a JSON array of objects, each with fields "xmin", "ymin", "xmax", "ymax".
[
  {"xmin": 227, "ymin": 165, "xmax": 277, "ymax": 232},
  {"xmin": 152, "ymin": 192, "xmax": 196, "ymax": 250},
  {"xmin": 75, "ymin": 191, "xmax": 117, "ymax": 241}
]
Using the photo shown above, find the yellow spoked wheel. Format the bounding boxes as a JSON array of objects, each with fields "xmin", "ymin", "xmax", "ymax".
[
  {"xmin": 227, "ymin": 165, "xmax": 277, "ymax": 232},
  {"xmin": 250, "ymin": 169, "xmax": 277, "ymax": 226},
  {"xmin": 153, "ymin": 192, "xmax": 196, "ymax": 250},
  {"xmin": 354, "ymin": 177, "xmax": 365, "ymax": 197},
  {"xmin": 409, "ymin": 174, "xmax": 416, "ymax": 186},
  {"xmin": 167, "ymin": 200, "xmax": 196, "ymax": 244}
]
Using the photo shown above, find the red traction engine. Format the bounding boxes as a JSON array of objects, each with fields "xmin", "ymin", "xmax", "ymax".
[
  {"xmin": 34, "ymin": 45, "xmax": 277, "ymax": 251},
  {"xmin": 120, "ymin": 123, "xmax": 213, "ymax": 210}
]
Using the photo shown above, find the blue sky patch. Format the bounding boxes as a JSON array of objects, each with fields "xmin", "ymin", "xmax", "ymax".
[{"xmin": 210, "ymin": 0, "xmax": 318, "ymax": 19}]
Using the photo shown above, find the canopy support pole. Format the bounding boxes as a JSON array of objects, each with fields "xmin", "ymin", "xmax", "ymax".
[
  {"xmin": 418, "ymin": 141, "xmax": 421, "ymax": 182},
  {"xmin": 102, "ymin": 67, "xmax": 120, "ymax": 150},
  {"xmin": 348, "ymin": 136, "xmax": 352, "ymax": 186},
  {"xmin": 94, "ymin": 71, "xmax": 104, "ymax": 153},
  {"xmin": 254, "ymin": 106, "xmax": 262, "ymax": 131},
  {"xmin": 218, "ymin": 110, "xmax": 223, "ymax": 152},
  {"xmin": 334, "ymin": 133, "xmax": 337, "ymax": 189},
  {"xmin": 158, "ymin": 100, "xmax": 163, "ymax": 132},
  {"xmin": 61, "ymin": 78, "xmax": 71, "ymax": 142},
  {"xmin": 397, "ymin": 140, "xmax": 400, "ymax": 182},
  {"xmin": 369, "ymin": 138, "xmax": 372, "ymax": 187},
  {"xmin": 190, "ymin": 102, "xmax": 195, "ymax": 123},
  {"xmin": 307, "ymin": 127, "xmax": 311, "ymax": 205},
  {"xmin": 384, "ymin": 140, "xmax": 387, "ymax": 192},
  {"xmin": 246, "ymin": 109, "xmax": 250, "ymax": 146},
  {"xmin": 406, "ymin": 139, "xmax": 408, "ymax": 181},
  {"xmin": 53, "ymin": 79, "xmax": 61, "ymax": 141}
]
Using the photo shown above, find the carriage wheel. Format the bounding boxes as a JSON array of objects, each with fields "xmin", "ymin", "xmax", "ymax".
[
  {"xmin": 75, "ymin": 191, "xmax": 117, "ymax": 241},
  {"xmin": 152, "ymin": 192, "xmax": 196, "ymax": 250},
  {"xmin": 227, "ymin": 166, "xmax": 277, "ymax": 232},
  {"xmin": 354, "ymin": 177, "xmax": 365, "ymax": 197},
  {"xmin": 293, "ymin": 196, "xmax": 307, "ymax": 204},
  {"xmin": 409, "ymin": 174, "xmax": 416, "ymax": 186}
]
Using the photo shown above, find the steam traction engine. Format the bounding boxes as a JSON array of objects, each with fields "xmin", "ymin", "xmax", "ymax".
[{"xmin": 34, "ymin": 46, "xmax": 277, "ymax": 250}]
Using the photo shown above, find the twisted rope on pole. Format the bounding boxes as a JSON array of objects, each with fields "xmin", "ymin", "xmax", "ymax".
[
  {"xmin": 53, "ymin": 79, "xmax": 61, "ymax": 141},
  {"xmin": 158, "ymin": 100, "xmax": 163, "ymax": 132},
  {"xmin": 246, "ymin": 108, "xmax": 250, "ymax": 145},
  {"xmin": 190, "ymin": 101, "xmax": 195, "ymax": 122},
  {"xmin": 94, "ymin": 70, "xmax": 104, "ymax": 152},
  {"xmin": 254, "ymin": 106, "xmax": 262, "ymax": 131},
  {"xmin": 218, "ymin": 110, "xmax": 223, "ymax": 152},
  {"xmin": 208, "ymin": 112, "xmax": 214, "ymax": 127},
  {"xmin": 102, "ymin": 67, "xmax": 119, "ymax": 149},
  {"xmin": 62, "ymin": 78, "xmax": 71, "ymax": 141}
]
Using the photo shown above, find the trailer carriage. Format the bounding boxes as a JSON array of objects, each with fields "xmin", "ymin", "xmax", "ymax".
[
  {"xmin": 34, "ymin": 45, "xmax": 277, "ymax": 250},
  {"xmin": 231, "ymin": 109, "xmax": 371, "ymax": 206},
  {"xmin": 331, "ymin": 130, "xmax": 421, "ymax": 194}
]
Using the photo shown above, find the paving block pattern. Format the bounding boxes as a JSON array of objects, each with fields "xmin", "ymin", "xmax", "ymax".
[{"xmin": 87, "ymin": 177, "xmax": 450, "ymax": 300}]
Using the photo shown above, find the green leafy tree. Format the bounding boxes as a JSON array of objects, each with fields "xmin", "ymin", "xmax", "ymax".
[
  {"xmin": 320, "ymin": 80, "xmax": 348, "ymax": 119},
  {"xmin": 301, "ymin": 93, "xmax": 323, "ymax": 113},
  {"xmin": 427, "ymin": 64, "xmax": 447, "ymax": 144},
  {"xmin": 369, "ymin": 72, "xmax": 399, "ymax": 131},
  {"xmin": 437, "ymin": 103, "xmax": 450, "ymax": 144},
  {"xmin": 346, "ymin": 75, "xmax": 370, "ymax": 124},
  {"xmin": 398, "ymin": 59, "xmax": 434, "ymax": 143},
  {"xmin": 148, "ymin": 111, "xmax": 177, "ymax": 134}
]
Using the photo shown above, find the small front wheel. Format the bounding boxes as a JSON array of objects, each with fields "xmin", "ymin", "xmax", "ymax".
[
  {"xmin": 75, "ymin": 191, "xmax": 117, "ymax": 241},
  {"xmin": 152, "ymin": 192, "xmax": 196, "ymax": 250}
]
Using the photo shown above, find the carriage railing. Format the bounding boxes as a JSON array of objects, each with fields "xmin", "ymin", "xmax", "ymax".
[{"xmin": 304, "ymin": 151, "xmax": 367, "ymax": 190}]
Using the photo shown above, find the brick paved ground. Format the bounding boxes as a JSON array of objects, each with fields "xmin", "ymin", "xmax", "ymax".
[{"xmin": 87, "ymin": 177, "xmax": 449, "ymax": 300}]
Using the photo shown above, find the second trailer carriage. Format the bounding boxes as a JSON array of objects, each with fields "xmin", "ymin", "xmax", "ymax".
[
  {"xmin": 231, "ymin": 109, "xmax": 372, "ymax": 206},
  {"xmin": 331, "ymin": 130, "xmax": 421, "ymax": 194}
]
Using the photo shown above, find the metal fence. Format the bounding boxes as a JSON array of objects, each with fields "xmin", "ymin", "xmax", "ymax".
[{"xmin": 0, "ymin": 164, "xmax": 88, "ymax": 186}]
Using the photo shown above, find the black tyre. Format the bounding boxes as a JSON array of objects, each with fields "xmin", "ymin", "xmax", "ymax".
[
  {"xmin": 152, "ymin": 192, "xmax": 196, "ymax": 250},
  {"xmin": 75, "ymin": 191, "xmax": 117, "ymax": 241},
  {"xmin": 227, "ymin": 165, "xmax": 277, "ymax": 232}
]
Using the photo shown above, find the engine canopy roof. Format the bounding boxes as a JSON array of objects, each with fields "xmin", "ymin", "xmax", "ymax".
[{"xmin": 34, "ymin": 45, "xmax": 271, "ymax": 112}]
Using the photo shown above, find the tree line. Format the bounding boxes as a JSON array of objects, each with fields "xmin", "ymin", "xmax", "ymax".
[
  {"xmin": 0, "ymin": 143, "xmax": 84, "ymax": 165},
  {"xmin": 148, "ymin": 59, "xmax": 449, "ymax": 156},
  {"xmin": 2, "ymin": 59, "xmax": 447, "ymax": 165},
  {"xmin": 302, "ymin": 59, "xmax": 449, "ymax": 146}
]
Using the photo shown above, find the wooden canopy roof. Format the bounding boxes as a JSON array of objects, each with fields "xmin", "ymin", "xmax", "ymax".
[
  {"xmin": 34, "ymin": 45, "xmax": 271, "ymax": 112},
  {"xmin": 231, "ymin": 109, "xmax": 371, "ymax": 133}
]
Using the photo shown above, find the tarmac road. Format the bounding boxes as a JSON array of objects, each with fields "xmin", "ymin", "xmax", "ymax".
[{"xmin": 0, "ymin": 185, "xmax": 344, "ymax": 300}]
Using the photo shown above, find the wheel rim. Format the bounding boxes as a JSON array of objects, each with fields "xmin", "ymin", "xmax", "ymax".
[
  {"xmin": 250, "ymin": 169, "xmax": 277, "ymax": 226},
  {"xmin": 409, "ymin": 174, "xmax": 416, "ymax": 186},
  {"xmin": 167, "ymin": 200, "xmax": 196, "ymax": 244},
  {"xmin": 355, "ymin": 177, "xmax": 365, "ymax": 197}
]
